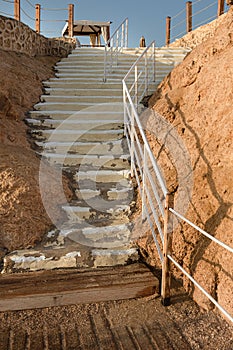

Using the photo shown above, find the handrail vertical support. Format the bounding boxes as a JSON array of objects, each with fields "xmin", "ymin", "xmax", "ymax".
[
  {"xmin": 161, "ymin": 193, "xmax": 174, "ymax": 306},
  {"xmin": 103, "ymin": 46, "xmax": 107, "ymax": 82},
  {"xmin": 218, "ymin": 0, "xmax": 224, "ymax": 16},
  {"xmin": 135, "ymin": 65, "xmax": 138, "ymax": 108},
  {"xmin": 14, "ymin": 0, "xmax": 20, "ymax": 21},
  {"xmin": 153, "ymin": 42, "xmax": 156, "ymax": 82},
  {"xmin": 141, "ymin": 145, "xmax": 147, "ymax": 220},
  {"xmin": 125, "ymin": 18, "xmax": 129, "ymax": 47},
  {"xmin": 145, "ymin": 52, "xmax": 148, "ymax": 94},
  {"xmin": 121, "ymin": 22, "xmax": 125, "ymax": 48},
  {"xmin": 123, "ymin": 84, "xmax": 127, "ymax": 136},
  {"xmin": 68, "ymin": 4, "xmax": 74, "ymax": 38},
  {"xmin": 186, "ymin": 1, "xmax": 192, "ymax": 33},
  {"xmin": 166, "ymin": 16, "xmax": 171, "ymax": 46},
  {"xmin": 35, "ymin": 4, "xmax": 41, "ymax": 34},
  {"xmin": 130, "ymin": 105, "xmax": 135, "ymax": 177}
]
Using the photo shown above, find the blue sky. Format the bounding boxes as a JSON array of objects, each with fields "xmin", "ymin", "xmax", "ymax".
[{"xmin": 0, "ymin": 0, "xmax": 229, "ymax": 47}]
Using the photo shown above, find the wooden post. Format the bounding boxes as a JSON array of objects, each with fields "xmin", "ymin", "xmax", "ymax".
[
  {"xmin": 68, "ymin": 4, "xmax": 74, "ymax": 37},
  {"xmin": 218, "ymin": 0, "xmax": 225, "ymax": 16},
  {"xmin": 14, "ymin": 0, "xmax": 20, "ymax": 21},
  {"xmin": 186, "ymin": 1, "xmax": 192, "ymax": 33},
  {"xmin": 35, "ymin": 4, "xmax": 41, "ymax": 34},
  {"xmin": 106, "ymin": 26, "xmax": 110, "ymax": 47},
  {"xmin": 161, "ymin": 193, "xmax": 174, "ymax": 306},
  {"xmin": 166, "ymin": 16, "xmax": 171, "ymax": 46}
]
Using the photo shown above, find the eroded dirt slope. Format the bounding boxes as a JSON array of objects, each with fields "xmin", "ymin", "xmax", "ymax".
[{"xmin": 0, "ymin": 49, "xmax": 71, "ymax": 257}]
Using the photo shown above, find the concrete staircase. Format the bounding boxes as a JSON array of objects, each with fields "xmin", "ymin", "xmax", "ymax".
[{"xmin": 2, "ymin": 46, "xmax": 189, "ymax": 273}]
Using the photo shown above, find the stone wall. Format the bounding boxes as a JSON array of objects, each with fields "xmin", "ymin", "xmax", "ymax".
[
  {"xmin": 0, "ymin": 15, "xmax": 76, "ymax": 57},
  {"xmin": 170, "ymin": 12, "xmax": 227, "ymax": 49}
]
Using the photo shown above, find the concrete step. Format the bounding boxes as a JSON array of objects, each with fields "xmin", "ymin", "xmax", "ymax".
[
  {"xmin": 76, "ymin": 185, "xmax": 132, "ymax": 201},
  {"xmin": 43, "ymin": 81, "xmax": 123, "ymax": 89},
  {"xmin": 32, "ymin": 102, "xmax": 124, "ymax": 114},
  {"xmin": 91, "ymin": 248, "xmax": 138, "ymax": 267},
  {"xmin": 34, "ymin": 101, "xmax": 103, "ymax": 111},
  {"xmin": 59, "ymin": 56, "xmax": 137, "ymax": 64},
  {"xmin": 30, "ymin": 129, "xmax": 124, "ymax": 142},
  {"xmin": 63, "ymin": 204, "xmax": 131, "ymax": 222},
  {"xmin": 1, "ymin": 245, "xmax": 139, "ymax": 272},
  {"xmin": 67, "ymin": 224, "xmax": 133, "ymax": 249},
  {"xmin": 35, "ymin": 139, "xmax": 126, "ymax": 155},
  {"xmin": 40, "ymin": 153, "xmax": 129, "ymax": 169},
  {"xmin": 75, "ymin": 169, "xmax": 130, "ymax": 183},
  {"xmin": 29, "ymin": 109, "xmax": 124, "ymax": 120},
  {"xmin": 55, "ymin": 72, "xmax": 131, "ymax": 79},
  {"xmin": 55, "ymin": 65, "xmax": 135, "ymax": 72},
  {"xmin": 40, "ymin": 95, "xmax": 123, "ymax": 104},
  {"xmin": 44, "ymin": 87, "xmax": 123, "ymax": 96},
  {"xmin": 55, "ymin": 62, "xmax": 134, "ymax": 71},
  {"xmin": 26, "ymin": 118, "xmax": 124, "ymax": 130}
]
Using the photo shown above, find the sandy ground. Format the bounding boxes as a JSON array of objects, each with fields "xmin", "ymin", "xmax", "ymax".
[{"xmin": 0, "ymin": 277, "xmax": 232, "ymax": 349}]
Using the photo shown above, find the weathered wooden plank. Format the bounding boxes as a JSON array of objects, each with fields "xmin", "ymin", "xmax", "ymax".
[{"xmin": 0, "ymin": 263, "xmax": 159, "ymax": 312}]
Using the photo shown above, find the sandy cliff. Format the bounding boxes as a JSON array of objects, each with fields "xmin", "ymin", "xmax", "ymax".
[
  {"xmin": 0, "ymin": 50, "xmax": 72, "ymax": 256},
  {"xmin": 140, "ymin": 8, "xmax": 233, "ymax": 315}
]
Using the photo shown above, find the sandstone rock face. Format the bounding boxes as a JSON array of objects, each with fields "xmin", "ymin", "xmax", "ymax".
[
  {"xmin": 143, "ymin": 8, "xmax": 233, "ymax": 318},
  {"xmin": 0, "ymin": 49, "xmax": 72, "ymax": 253}
]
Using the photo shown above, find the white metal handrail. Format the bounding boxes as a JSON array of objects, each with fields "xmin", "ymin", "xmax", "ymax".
[
  {"xmin": 122, "ymin": 43, "xmax": 233, "ymax": 323},
  {"xmin": 123, "ymin": 42, "xmax": 167, "ymax": 268},
  {"xmin": 124, "ymin": 41, "xmax": 156, "ymax": 108},
  {"xmin": 103, "ymin": 17, "xmax": 128, "ymax": 82}
]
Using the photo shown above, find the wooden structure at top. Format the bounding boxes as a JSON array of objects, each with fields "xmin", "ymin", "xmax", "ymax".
[{"xmin": 62, "ymin": 19, "xmax": 111, "ymax": 46}]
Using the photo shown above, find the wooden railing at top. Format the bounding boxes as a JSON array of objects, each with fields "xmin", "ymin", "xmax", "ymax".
[
  {"xmin": 13, "ymin": 0, "xmax": 74, "ymax": 35},
  {"xmin": 166, "ymin": 0, "xmax": 226, "ymax": 45}
]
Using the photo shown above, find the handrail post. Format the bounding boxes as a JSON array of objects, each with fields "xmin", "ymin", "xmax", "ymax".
[
  {"xmin": 218, "ymin": 0, "xmax": 224, "ymax": 16},
  {"xmin": 68, "ymin": 4, "xmax": 74, "ymax": 38},
  {"xmin": 141, "ymin": 144, "xmax": 147, "ymax": 220},
  {"xmin": 125, "ymin": 18, "xmax": 129, "ymax": 47},
  {"xmin": 186, "ymin": 1, "xmax": 192, "ymax": 33},
  {"xmin": 130, "ymin": 105, "xmax": 135, "ymax": 177},
  {"xmin": 121, "ymin": 22, "xmax": 125, "ymax": 48},
  {"xmin": 145, "ymin": 52, "xmax": 148, "ymax": 94},
  {"xmin": 116, "ymin": 30, "xmax": 119, "ymax": 48},
  {"xmin": 166, "ymin": 16, "xmax": 171, "ymax": 46},
  {"xmin": 161, "ymin": 193, "xmax": 174, "ymax": 306},
  {"xmin": 123, "ymin": 83, "xmax": 127, "ymax": 136},
  {"xmin": 14, "ymin": 0, "xmax": 20, "ymax": 21},
  {"xmin": 135, "ymin": 65, "xmax": 138, "ymax": 108},
  {"xmin": 103, "ymin": 46, "xmax": 107, "ymax": 82},
  {"xmin": 35, "ymin": 4, "xmax": 41, "ymax": 34},
  {"xmin": 153, "ymin": 42, "xmax": 156, "ymax": 82}
]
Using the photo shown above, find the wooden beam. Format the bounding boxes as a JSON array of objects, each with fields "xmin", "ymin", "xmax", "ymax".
[
  {"xmin": 186, "ymin": 1, "xmax": 192, "ymax": 33},
  {"xmin": 68, "ymin": 3, "xmax": 74, "ymax": 37},
  {"xmin": 0, "ymin": 264, "xmax": 159, "ymax": 312},
  {"xmin": 106, "ymin": 25, "xmax": 110, "ymax": 46},
  {"xmin": 218, "ymin": 0, "xmax": 225, "ymax": 16},
  {"xmin": 89, "ymin": 25, "xmax": 99, "ymax": 34},
  {"xmin": 35, "ymin": 4, "xmax": 40, "ymax": 34},
  {"xmin": 166, "ymin": 16, "xmax": 171, "ymax": 46},
  {"xmin": 14, "ymin": 0, "xmax": 20, "ymax": 21}
]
